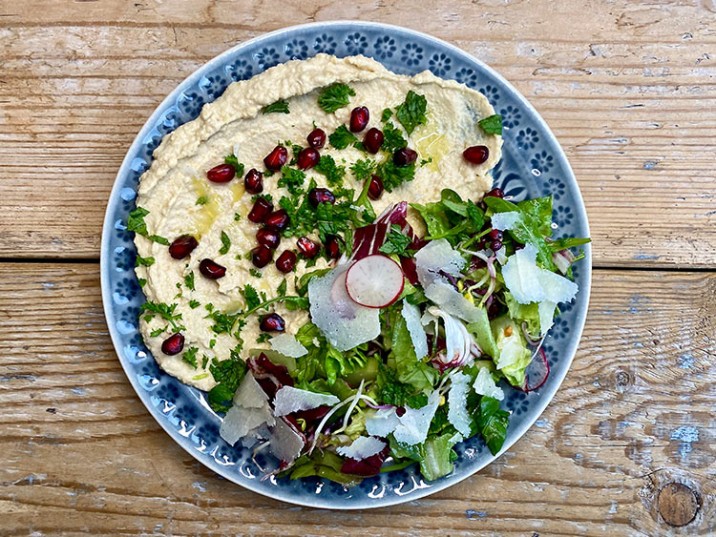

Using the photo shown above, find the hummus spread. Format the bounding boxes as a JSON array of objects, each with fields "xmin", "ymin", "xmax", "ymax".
[{"xmin": 133, "ymin": 54, "xmax": 501, "ymax": 391}]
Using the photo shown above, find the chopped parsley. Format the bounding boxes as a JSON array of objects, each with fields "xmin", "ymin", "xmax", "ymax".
[
  {"xmin": 140, "ymin": 301, "xmax": 183, "ymax": 332},
  {"xmin": 278, "ymin": 166, "xmax": 306, "ymax": 195},
  {"xmin": 209, "ymin": 338, "xmax": 216, "ymax": 349},
  {"xmin": 234, "ymin": 212, "xmax": 241, "ymax": 222},
  {"xmin": 149, "ymin": 327, "xmax": 167, "ymax": 338},
  {"xmin": 376, "ymin": 160, "xmax": 416, "ymax": 192},
  {"xmin": 261, "ymin": 99, "xmax": 290, "ymax": 114},
  {"xmin": 219, "ymin": 231, "xmax": 231, "ymax": 255},
  {"xmin": 256, "ymin": 333, "xmax": 272, "ymax": 344},
  {"xmin": 188, "ymin": 299, "xmax": 200, "ymax": 309},
  {"xmin": 127, "ymin": 207, "xmax": 150, "ymax": 236},
  {"xmin": 135, "ymin": 255, "xmax": 155, "ymax": 267},
  {"xmin": 184, "ymin": 271, "xmax": 195, "ymax": 291},
  {"xmin": 277, "ymin": 279, "xmax": 287, "ymax": 297},
  {"xmin": 350, "ymin": 158, "xmax": 377, "ymax": 182},
  {"xmin": 196, "ymin": 195, "xmax": 209, "ymax": 206},
  {"xmin": 396, "ymin": 90, "xmax": 428, "ymax": 135},
  {"xmin": 317, "ymin": 83, "xmax": 356, "ymax": 113},
  {"xmin": 207, "ymin": 353, "xmax": 248, "ymax": 413},
  {"xmin": 148, "ymin": 235, "xmax": 169, "ymax": 245},
  {"xmin": 381, "ymin": 121, "xmax": 407, "ymax": 153},
  {"xmin": 478, "ymin": 114, "xmax": 503, "ymax": 135},
  {"xmin": 201, "ymin": 355, "xmax": 210, "ymax": 369},
  {"xmin": 249, "ymin": 268, "xmax": 262, "ymax": 278},
  {"xmin": 128, "ymin": 207, "xmax": 168, "ymax": 244},
  {"xmin": 329, "ymin": 125, "xmax": 358, "ymax": 149},
  {"xmin": 314, "ymin": 155, "xmax": 346, "ymax": 187},
  {"xmin": 241, "ymin": 284, "xmax": 262, "ymax": 310},
  {"xmin": 379, "ymin": 225, "xmax": 412, "ymax": 256},
  {"xmin": 138, "ymin": 278, "xmax": 147, "ymax": 287},
  {"xmin": 182, "ymin": 346, "xmax": 199, "ymax": 368},
  {"xmin": 224, "ymin": 154, "xmax": 245, "ymax": 176},
  {"xmin": 381, "ymin": 108, "xmax": 393, "ymax": 122},
  {"xmin": 208, "ymin": 310, "xmax": 240, "ymax": 335}
]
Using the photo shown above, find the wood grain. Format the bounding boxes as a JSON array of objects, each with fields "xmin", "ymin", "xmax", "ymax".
[
  {"xmin": 0, "ymin": 0, "xmax": 715, "ymax": 266},
  {"xmin": 1, "ymin": 263, "xmax": 714, "ymax": 536}
]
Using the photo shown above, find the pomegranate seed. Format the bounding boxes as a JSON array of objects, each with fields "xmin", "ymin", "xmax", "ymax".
[
  {"xmin": 263, "ymin": 145, "xmax": 288, "ymax": 171},
  {"xmin": 307, "ymin": 128, "xmax": 326, "ymax": 149},
  {"xmin": 485, "ymin": 187, "xmax": 504, "ymax": 199},
  {"xmin": 161, "ymin": 333, "xmax": 185, "ymax": 355},
  {"xmin": 251, "ymin": 245, "xmax": 273, "ymax": 268},
  {"xmin": 248, "ymin": 197, "xmax": 274, "ymax": 223},
  {"xmin": 244, "ymin": 168, "xmax": 263, "ymax": 194},
  {"xmin": 264, "ymin": 209, "xmax": 290, "ymax": 232},
  {"xmin": 168, "ymin": 235, "xmax": 198, "ymax": 259},
  {"xmin": 362, "ymin": 127, "xmax": 384, "ymax": 154},
  {"xmin": 206, "ymin": 163, "xmax": 235, "ymax": 183},
  {"xmin": 395, "ymin": 406, "xmax": 406, "ymax": 417},
  {"xmin": 259, "ymin": 313, "xmax": 285, "ymax": 332},
  {"xmin": 275, "ymin": 250, "xmax": 297, "ymax": 273},
  {"xmin": 308, "ymin": 187, "xmax": 336, "ymax": 207},
  {"xmin": 350, "ymin": 106, "xmax": 370, "ymax": 132},
  {"xmin": 463, "ymin": 145, "xmax": 490, "ymax": 165},
  {"xmin": 296, "ymin": 237, "xmax": 319, "ymax": 258},
  {"xmin": 367, "ymin": 175, "xmax": 384, "ymax": 200},
  {"xmin": 393, "ymin": 148, "xmax": 418, "ymax": 167},
  {"xmin": 297, "ymin": 147, "xmax": 320, "ymax": 170},
  {"xmin": 199, "ymin": 259, "xmax": 226, "ymax": 279},
  {"xmin": 490, "ymin": 239, "xmax": 503, "ymax": 251},
  {"xmin": 324, "ymin": 235, "xmax": 341, "ymax": 259},
  {"xmin": 488, "ymin": 229, "xmax": 503, "ymax": 241},
  {"xmin": 256, "ymin": 227, "xmax": 280, "ymax": 249}
]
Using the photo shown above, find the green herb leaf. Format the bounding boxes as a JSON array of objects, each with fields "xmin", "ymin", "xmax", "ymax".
[
  {"xmin": 149, "ymin": 327, "xmax": 166, "ymax": 338},
  {"xmin": 261, "ymin": 99, "xmax": 290, "ymax": 114},
  {"xmin": 478, "ymin": 114, "xmax": 503, "ymax": 135},
  {"xmin": 196, "ymin": 195, "xmax": 209, "ymax": 206},
  {"xmin": 138, "ymin": 278, "xmax": 147, "ymax": 287},
  {"xmin": 140, "ymin": 301, "xmax": 183, "ymax": 331},
  {"xmin": 224, "ymin": 154, "xmax": 245, "ymax": 176},
  {"xmin": 548, "ymin": 237, "xmax": 592, "ymax": 252},
  {"xmin": 208, "ymin": 310, "xmax": 239, "ymax": 335},
  {"xmin": 188, "ymin": 299, "xmax": 200, "ymax": 309},
  {"xmin": 219, "ymin": 231, "xmax": 231, "ymax": 255},
  {"xmin": 207, "ymin": 353, "xmax": 247, "ymax": 413},
  {"xmin": 135, "ymin": 255, "xmax": 155, "ymax": 267},
  {"xmin": 317, "ymin": 83, "xmax": 356, "ymax": 113},
  {"xmin": 477, "ymin": 396, "xmax": 509, "ymax": 455},
  {"xmin": 278, "ymin": 166, "xmax": 306, "ymax": 195},
  {"xmin": 241, "ymin": 284, "xmax": 261, "ymax": 310},
  {"xmin": 381, "ymin": 121, "xmax": 408, "ymax": 153},
  {"xmin": 350, "ymin": 158, "xmax": 377, "ymax": 182},
  {"xmin": 249, "ymin": 267, "xmax": 262, "ymax": 278},
  {"xmin": 277, "ymin": 279, "xmax": 287, "ymax": 297},
  {"xmin": 127, "ymin": 207, "xmax": 150, "ymax": 236},
  {"xmin": 314, "ymin": 155, "xmax": 346, "ymax": 187},
  {"xmin": 376, "ymin": 160, "xmax": 416, "ymax": 192},
  {"xmin": 379, "ymin": 225, "xmax": 412, "ymax": 256},
  {"xmin": 396, "ymin": 90, "xmax": 427, "ymax": 135},
  {"xmin": 184, "ymin": 271, "xmax": 195, "ymax": 291},
  {"xmin": 182, "ymin": 346, "xmax": 199, "ymax": 368},
  {"xmin": 381, "ymin": 108, "xmax": 393, "ymax": 122},
  {"xmin": 149, "ymin": 235, "xmax": 169, "ymax": 245},
  {"xmin": 329, "ymin": 124, "xmax": 358, "ymax": 149}
]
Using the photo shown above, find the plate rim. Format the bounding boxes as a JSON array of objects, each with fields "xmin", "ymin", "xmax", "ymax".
[{"xmin": 100, "ymin": 20, "xmax": 592, "ymax": 510}]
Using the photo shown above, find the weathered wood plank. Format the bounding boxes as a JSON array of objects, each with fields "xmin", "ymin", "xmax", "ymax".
[
  {"xmin": 0, "ymin": 263, "xmax": 714, "ymax": 535},
  {"xmin": 0, "ymin": 2, "xmax": 715, "ymax": 265}
]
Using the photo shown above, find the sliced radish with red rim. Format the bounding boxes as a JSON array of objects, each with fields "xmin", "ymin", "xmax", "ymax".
[
  {"xmin": 345, "ymin": 254, "xmax": 404, "ymax": 308},
  {"xmin": 521, "ymin": 347, "xmax": 550, "ymax": 393}
]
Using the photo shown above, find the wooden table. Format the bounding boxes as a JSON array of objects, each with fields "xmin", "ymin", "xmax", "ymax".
[{"xmin": 1, "ymin": 1, "xmax": 714, "ymax": 535}]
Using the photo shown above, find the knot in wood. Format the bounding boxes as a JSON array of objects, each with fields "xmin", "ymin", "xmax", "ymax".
[
  {"xmin": 657, "ymin": 482, "xmax": 700, "ymax": 527},
  {"xmin": 614, "ymin": 369, "xmax": 632, "ymax": 391}
]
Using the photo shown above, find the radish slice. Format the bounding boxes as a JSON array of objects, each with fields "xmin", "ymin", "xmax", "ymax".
[
  {"xmin": 521, "ymin": 347, "xmax": 550, "ymax": 393},
  {"xmin": 345, "ymin": 255, "xmax": 405, "ymax": 308}
]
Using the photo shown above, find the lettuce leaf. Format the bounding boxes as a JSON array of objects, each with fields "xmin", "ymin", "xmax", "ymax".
[{"xmin": 477, "ymin": 396, "xmax": 509, "ymax": 455}]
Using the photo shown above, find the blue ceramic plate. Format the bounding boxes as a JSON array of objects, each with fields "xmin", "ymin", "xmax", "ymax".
[{"xmin": 101, "ymin": 21, "xmax": 591, "ymax": 509}]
